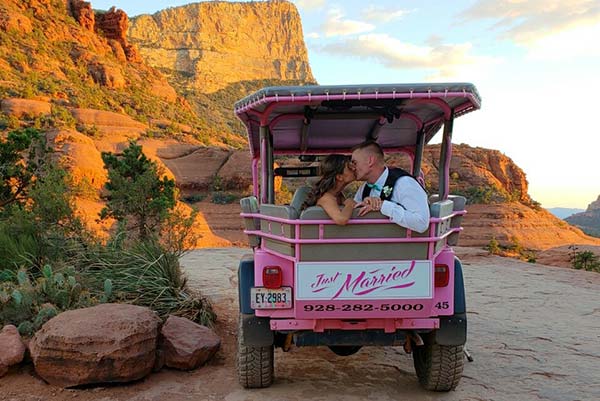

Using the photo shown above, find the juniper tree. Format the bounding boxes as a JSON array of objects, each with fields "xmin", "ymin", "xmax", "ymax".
[{"xmin": 100, "ymin": 141, "xmax": 176, "ymax": 241}]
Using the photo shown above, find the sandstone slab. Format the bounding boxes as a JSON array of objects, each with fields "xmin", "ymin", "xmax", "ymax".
[
  {"xmin": 29, "ymin": 303, "xmax": 161, "ymax": 387},
  {"xmin": 0, "ymin": 98, "xmax": 51, "ymax": 118},
  {"xmin": 160, "ymin": 315, "xmax": 220, "ymax": 370}
]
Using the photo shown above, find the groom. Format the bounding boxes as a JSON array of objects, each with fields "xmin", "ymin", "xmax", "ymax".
[{"xmin": 350, "ymin": 140, "xmax": 430, "ymax": 233}]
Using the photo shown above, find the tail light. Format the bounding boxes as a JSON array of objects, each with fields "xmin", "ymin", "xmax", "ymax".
[
  {"xmin": 435, "ymin": 264, "xmax": 450, "ymax": 287},
  {"xmin": 262, "ymin": 266, "xmax": 282, "ymax": 289}
]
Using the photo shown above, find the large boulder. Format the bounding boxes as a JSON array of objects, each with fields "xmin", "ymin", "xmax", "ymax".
[
  {"xmin": 160, "ymin": 315, "xmax": 220, "ymax": 370},
  {"xmin": 0, "ymin": 325, "xmax": 26, "ymax": 377},
  {"xmin": 29, "ymin": 303, "xmax": 161, "ymax": 387}
]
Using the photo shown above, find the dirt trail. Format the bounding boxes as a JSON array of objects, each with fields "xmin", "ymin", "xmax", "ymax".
[{"xmin": 1, "ymin": 247, "xmax": 599, "ymax": 401}]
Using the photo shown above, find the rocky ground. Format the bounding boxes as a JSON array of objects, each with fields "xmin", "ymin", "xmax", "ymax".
[{"xmin": 1, "ymin": 247, "xmax": 599, "ymax": 401}]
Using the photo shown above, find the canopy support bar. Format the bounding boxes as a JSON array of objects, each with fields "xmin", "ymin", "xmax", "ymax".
[{"xmin": 438, "ymin": 111, "xmax": 455, "ymax": 200}]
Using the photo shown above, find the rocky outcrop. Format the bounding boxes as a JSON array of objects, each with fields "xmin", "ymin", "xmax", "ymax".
[
  {"xmin": 69, "ymin": 0, "xmax": 94, "ymax": 31},
  {"xmin": 587, "ymin": 195, "xmax": 600, "ymax": 211},
  {"xmin": 388, "ymin": 144, "xmax": 530, "ymax": 203},
  {"xmin": 0, "ymin": 7, "xmax": 33, "ymax": 33},
  {"xmin": 29, "ymin": 303, "xmax": 161, "ymax": 387},
  {"xmin": 159, "ymin": 315, "xmax": 220, "ymax": 370},
  {"xmin": 1, "ymin": 98, "xmax": 52, "ymax": 118},
  {"xmin": 565, "ymin": 195, "xmax": 600, "ymax": 237},
  {"xmin": 0, "ymin": 325, "xmax": 26, "ymax": 378},
  {"xmin": 96, "ymin": 7, "xmax": 141, "ymax": 63},
  {"xmin": 128, "ymin": 1, "xmax": 314, "ymax": 92}
]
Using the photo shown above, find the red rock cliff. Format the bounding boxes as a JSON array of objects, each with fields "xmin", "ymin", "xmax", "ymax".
[{"xmin": 127, "ymin": 0, "xmax": 315, "ymax": 92}]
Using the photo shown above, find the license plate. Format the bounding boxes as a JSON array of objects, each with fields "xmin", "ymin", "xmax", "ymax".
[{"xmin": 251, "ymin": 287, "xmax": 292, "ymax": 309}]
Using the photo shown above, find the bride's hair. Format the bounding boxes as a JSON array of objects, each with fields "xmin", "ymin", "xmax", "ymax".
[{"xmin": 301, "ymin": 154, "xmax": 349, "ymax": 210}]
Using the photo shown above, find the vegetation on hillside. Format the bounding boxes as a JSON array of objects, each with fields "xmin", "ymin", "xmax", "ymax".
[{"xmin": 0, "ymin": 129, "xmax": 213, "ymax": 336}]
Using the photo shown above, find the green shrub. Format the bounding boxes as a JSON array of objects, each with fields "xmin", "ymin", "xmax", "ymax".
[
  {"xmin": 486, "ymin": 237, "xmax": 500, "ymax": 255},
  {"xmin": 80, "ymin": 240, "xmax": 215, "ymax": 326},
  {"xmin": 569, "ymin": 248, "xmax": 600, "ymax": 272},
  {"xmin": 211, "ymin": 191, "xmax": 238, "ymax": 205},
  {"xmin": 183, "ymin": 194, "xmax": 206, "ymax": 203}
]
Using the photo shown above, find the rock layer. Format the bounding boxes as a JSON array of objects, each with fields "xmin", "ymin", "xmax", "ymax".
[
  {"xmin": 128, "ymin": 1, "xmax": 314, "ymax": 92},
  {"xmin": 29, "ymin": 303, "xmax": 161, "ymax": 387}
]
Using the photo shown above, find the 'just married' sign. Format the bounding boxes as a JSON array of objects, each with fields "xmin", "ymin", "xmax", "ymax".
[{"xmin": 295, "ymin": 261, "xmax": 433, "ymax": 301}]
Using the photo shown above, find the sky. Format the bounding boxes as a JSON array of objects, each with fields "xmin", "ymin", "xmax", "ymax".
[{"xmin": 92, "ymin": 0, "xmax": 600, "ymax": 209}]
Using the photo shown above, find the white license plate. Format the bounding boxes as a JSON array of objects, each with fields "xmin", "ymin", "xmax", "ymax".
[{"xmin": 251, "ymin": 287, "xmax": 292, "ymax": 309}]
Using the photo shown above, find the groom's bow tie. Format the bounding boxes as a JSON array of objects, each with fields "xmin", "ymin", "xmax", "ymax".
[{"xmin": 366, "ymin": 183, "xmax": 381, "ymax": 191}]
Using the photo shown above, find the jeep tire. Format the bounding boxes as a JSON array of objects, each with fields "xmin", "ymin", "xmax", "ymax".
[
  {"xmin": 237, "ymin": 318, "xmax": 274, "ymax": 388},
  {"xmin": 412, "ymin": 338, "xmax": 464, "ymax": 391}
]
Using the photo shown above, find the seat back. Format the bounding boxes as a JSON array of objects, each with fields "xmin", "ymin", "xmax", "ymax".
[
  {"xmin": 240, "ymin": 196, "xmax": 260, "ymax": 248},
  {"xmin": 259, "ymin": 204, "xmax": 299, "ymax": 256},
  {"xmin": 429, "ymin": 195, "xmax": 467, "ymax": 246},
  {"xmin": 290, "ymin": 185, "xmax": 312, "ymax": 215},
  {"xmin": 298, "ymin": 207, "xmax": 430, "ymax": 262}
]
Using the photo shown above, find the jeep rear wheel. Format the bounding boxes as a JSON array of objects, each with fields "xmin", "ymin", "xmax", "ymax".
[
  {"xmin": 237, "ymin": 319, "xmax": 274, "ymax": 388},
  {"xmin": 413, "ymin": 340, "xmax": 464, "ymax": 391}
]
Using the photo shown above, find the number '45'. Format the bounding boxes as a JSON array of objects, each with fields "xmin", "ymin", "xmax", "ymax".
[{"xmin": 435, "ymin": 301, "xmax": 449, "ymax": 309}]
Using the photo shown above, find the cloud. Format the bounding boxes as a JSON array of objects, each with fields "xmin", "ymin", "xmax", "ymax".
[
  {"xmin": 319, "ymin": 9, "xmax": 375, "ymax": 37},
  {"xmin": 459, "ymin": 0, "xmax": 600, "ymax": 45},
  {"xmin": 306, "ymin": 32, "xmax": 321, "ymax": 39},
  {"xmin": 319, "ymin": 33, "xmax": 499, "ymax": 80},
  {"xmin": 361, "ymin": 5, "xmax": 411, "ymax": 23},
  {"xmin": 293, "ymin": 0, "xmax": 326, "ymax": 11}
]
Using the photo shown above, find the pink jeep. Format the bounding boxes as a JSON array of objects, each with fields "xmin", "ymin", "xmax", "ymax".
[{"xmin": 235, "ymin": 83, "xmax": 481, "ymax": 391}]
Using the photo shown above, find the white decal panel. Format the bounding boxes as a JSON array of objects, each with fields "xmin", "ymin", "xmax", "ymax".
[{"xmin": 296, "ymin": 261, "xmax": 433, "ymax": 301}]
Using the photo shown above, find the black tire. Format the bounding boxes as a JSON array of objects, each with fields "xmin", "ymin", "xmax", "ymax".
[
  {"xmin": 328, "ymin": 345, "xmax": 362, "ymax": 356},
  {"xmin": 237, "ymin": 318, "xmax": 274, "ymax": 388},
  {"xmin": 413, "ymin": 340, "xmax": 464, "ymax": 391}
]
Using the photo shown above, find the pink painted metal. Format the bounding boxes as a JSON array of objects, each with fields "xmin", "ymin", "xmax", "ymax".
[{"xmin": 270, "ymin": 317, "xmax": 440, "ymax": 332}]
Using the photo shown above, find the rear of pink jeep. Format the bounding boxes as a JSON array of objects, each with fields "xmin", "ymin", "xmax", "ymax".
[{"xmin": 234, "ymin": 83, "xmax": 481, "ymax": 391}]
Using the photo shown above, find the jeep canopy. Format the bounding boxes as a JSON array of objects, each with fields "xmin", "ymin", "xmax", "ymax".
[{"xmin": 234, "ymin": 83, "xmax": 481, "ymax": 156}]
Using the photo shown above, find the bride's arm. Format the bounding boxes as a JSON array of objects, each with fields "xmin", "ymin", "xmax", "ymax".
[{"xmin": 317, "ymin": 195, "xmax": 356, "ymax": 226}]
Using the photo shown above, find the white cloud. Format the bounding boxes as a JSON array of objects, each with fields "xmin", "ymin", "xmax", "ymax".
[
  {"xmin": 361, "ymin": 5, "xmax": 410, "ymax": 23},
  {"xmin": 306, "ymin": 32, "xmax": 321, "ymax": 39},
  {"xmin": 319, "ymin": 33, "xmax": 499, "ymax": 80},
  {"xmin": 526, "ymin": 21, "xmax": 600, "ymax": 60},
  {"xmin": 460, "ymin": 0, "xmax": 600, "ymax": 45},
  {"xmin": 319, "ymin": 9, "xmax": 375, "ymax": 37},
  {"xmin": 293, "ymin": 0, "xmax": 327, "ymax": 11}
]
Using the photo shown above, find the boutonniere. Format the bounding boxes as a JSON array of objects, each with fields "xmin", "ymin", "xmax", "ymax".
[{"xmin": 382, "ymin": 186, "xmax": 392, "ymax": 197}]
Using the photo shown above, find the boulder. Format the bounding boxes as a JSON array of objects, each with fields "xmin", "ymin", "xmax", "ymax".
[
  {"xmin": 160, "ymin": 315, "xmax": 220, "ymax": 370},
  {"xmin": 29, "ymin": 303, "xmax": 161, "ymax": 387},
  {"xmin": 0, "ymin": 98, "xmax": 51, "ymax": 118},
  {"xmin": 161, "ymin": 147, "xmax": 230, "ymax": 189},
  {"xmin": 0, "ymin": 325, "xmax": 26, "ymax": 377},
  {"xmin": 70, "ymin": 108, "xmax": 147, "ymax": 129}
]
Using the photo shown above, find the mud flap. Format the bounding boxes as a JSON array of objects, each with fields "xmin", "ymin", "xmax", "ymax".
[
  {"xmin": 240, "ymin": 313, "xmax": 274, "ymax": 347},
  {"xmin": 434, "ymin": 257, "xmax": 467, "ymax": 346},
  {"xmin": 238, "ymin": 255, "xmax": 255, "ymax": 315}
]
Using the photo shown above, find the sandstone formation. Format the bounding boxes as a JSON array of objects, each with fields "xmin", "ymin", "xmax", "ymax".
[
  {"xmin": 69, "ymin": 0, "xmax": 94, "ymax": 31},
  {"xmin": 159, "ymin": 315, "xmax": 220, "ymax": 370},
  {"xmin": 128, "ymin": 1, "xmax": 314, "ymax": 93},
  {"xmin": 586, "ymin": 195, "xmax": 600, "ymax": 211},
  {"xmin": 0, "ymin": 325, "xmax": 26, "ymax": 377},
  {"xmin": 565, "ymin": 194, "xmax": 600, "ymax": 237},
  {"xmin": 460, "ymin": 202, "xmax": 600, "ymax": 250},
  {"xmin": 0, "ymin": 98, "xmax": 52, "ymax": 118},
  {"xmin": 29, "ymin": 303, "xmax": 161, "ymax": 387},
  {"xmin": 95, "ymin": 7, "xmax": 141, "ymax": 63}
]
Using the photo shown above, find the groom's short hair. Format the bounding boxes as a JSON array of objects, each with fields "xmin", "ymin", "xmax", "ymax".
[{"xmin": 352, "ymin": 140, "xmax": 384, "ymax": 160}]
